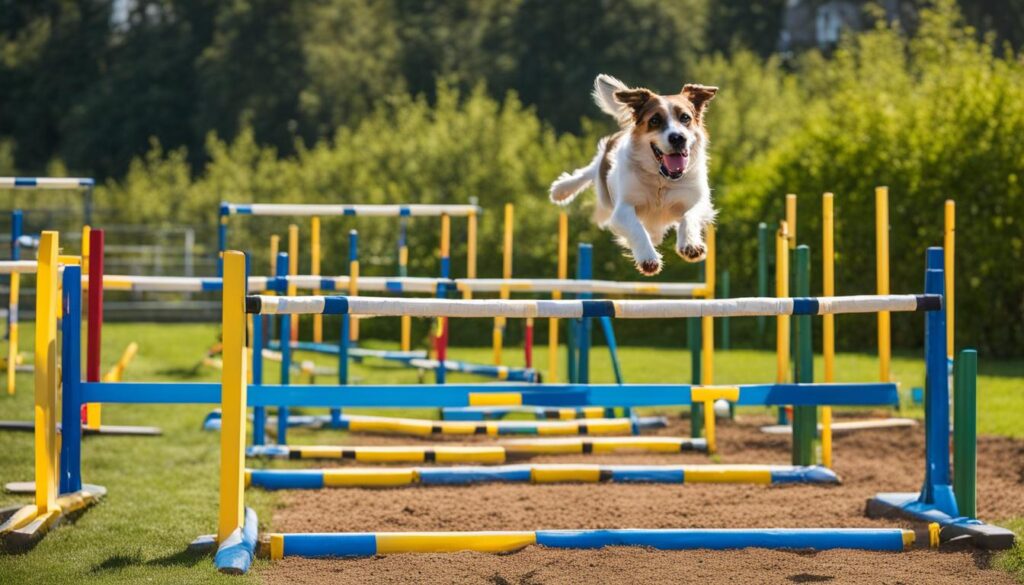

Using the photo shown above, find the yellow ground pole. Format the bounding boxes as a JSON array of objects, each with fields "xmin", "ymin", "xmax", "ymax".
[
  {"xmin": 288, "ymin": 225, "xmax": 300, "ymax": 342},
  {"xmin": 700, "ymin": 224, "xmax": 716, "ymax": 385},
  {"xmin": 34, "ymin": 232, "xmax": 59, "ymax": 515},
  {"xmin": 776, "ymin": 221, "xmax": 790, "ymax": 384},
  {"xmin": 822, "ymin": 193, "xmax": 835, "ymax": 468},
  {"xmin": 219, "ymin": 251, "xmax": 248, "ymax": 543},
  {"xmin": 548, "ymin": 212, "xmax": 568, "ymax": 382},
  {"xmin": 493, "ymin": 204, "xmax": 513, "ymax": 365},
  {"xmin": 944, "ymin": 200, "xmax": 955, "ymax": 358},
  {"xmin": 876, "ymin": 187, "xmax": 890, "ymax": 382},
  {"xmin": 311, "ymin": 217, "xmax": 322, "ymax": 343},
  {"xmin": 102, "ymin": 342, "xmax": 139, "ymax": 382}
]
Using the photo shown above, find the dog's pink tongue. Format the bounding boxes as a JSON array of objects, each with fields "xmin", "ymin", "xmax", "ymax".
[{"xmin": 664, "ymin": 153, "xmax": 687, "ymax": 174}]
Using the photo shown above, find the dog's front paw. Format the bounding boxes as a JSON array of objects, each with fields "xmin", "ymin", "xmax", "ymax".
[
  {"xmin": 677, "ymin": 243, "xmax": 707, "ymax": 263},
  {"xmin": 636, "ymin": 258, "xmax": 663, "ymax": 276}
]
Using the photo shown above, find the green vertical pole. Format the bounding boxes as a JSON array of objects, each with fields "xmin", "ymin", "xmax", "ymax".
[
  {"xmin": 720, "ymin": 270, "xmax": 730, "ymax": 350},
  {"xmin": 953, "ymin": 349, "xmax": 977, "ymax": 518},
  {"xmin": 757, "ymin": 222, "xmax": 769, "ymax": 343},
  {"xmin": 688, "ymin": 264, "xmax": 704, "ymax": 438},
  {"xmin": 792, "ymin": 245, "xmax": 817, "ymax": 465}
]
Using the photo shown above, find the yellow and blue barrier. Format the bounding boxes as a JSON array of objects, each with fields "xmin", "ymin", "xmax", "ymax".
[
  {"xmin": 246, "ymin": 463, "xmax": 839, "ymax": 490},
  {"xmin": 264, "ymin": 528, "xmax": 914, "ymax": 558},
  {"xmin": 247, "ymin": 436, "xmax": 708, "ymax": 461}
]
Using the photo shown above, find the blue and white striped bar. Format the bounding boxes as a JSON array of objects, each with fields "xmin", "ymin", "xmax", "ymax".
[
  {"xmin": 221, "ymin": 203, "xmax": 481, "ymax": 217},
  {"xmin": 0, "ymin": 177, "xmax": 94, "ymax": 189},
  {"xmin": 247, "ymin": 294, "xmax": 942, "ymax": 319},
  {"xmin": 263, "ymin": 276, "xmax": 702, "ymax": 296}
]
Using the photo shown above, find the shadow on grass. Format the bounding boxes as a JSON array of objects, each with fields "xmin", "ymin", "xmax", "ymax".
[
  {"xmin": 91, "ymin": 549, "xmax": 144, "ymax": 572},
  {"xmin": 148, "ymin": 546, "xmax": 210, "ymax": 568},
  {"xmin": 155, "ymin": 366, "xmax": 205, "ymax": 379}
]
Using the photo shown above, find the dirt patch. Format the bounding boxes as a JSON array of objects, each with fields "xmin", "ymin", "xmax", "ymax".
[{"xmin": 258, "ymin": 413, "xmax": 1024, "ymax": 584}]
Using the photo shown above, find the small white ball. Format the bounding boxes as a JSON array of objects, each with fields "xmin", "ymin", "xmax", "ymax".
[{"xmin": 713, "ymin": 399, "xmax": 731, "ymax": 418}]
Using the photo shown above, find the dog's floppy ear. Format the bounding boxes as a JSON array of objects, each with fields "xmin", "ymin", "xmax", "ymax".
[
  {"xmin": 682, "ymin": 84, "xmax": 718, "ymax": 115},
  {"xmin": 613, "ymin": 88, "xmax": 653, "ymax": 121}
]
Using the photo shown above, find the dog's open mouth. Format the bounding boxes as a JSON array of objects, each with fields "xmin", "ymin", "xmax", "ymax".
[{"xmin": 651, "ymin": 144, "xmax": 687, "ymax": 180}]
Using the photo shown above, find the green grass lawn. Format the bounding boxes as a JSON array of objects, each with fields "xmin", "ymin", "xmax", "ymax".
[{"xmin": 0, "ymin": 322, "xmax": 1021, "ymax": 583}]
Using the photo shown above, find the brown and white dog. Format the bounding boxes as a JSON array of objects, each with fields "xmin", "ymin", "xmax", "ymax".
[{"xmin": 549, "ymin": 74, "xmax": 718, "ymax": 276}]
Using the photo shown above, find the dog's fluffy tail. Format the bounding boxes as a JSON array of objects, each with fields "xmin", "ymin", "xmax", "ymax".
[
  {"xmin": 592, "ymin": 74, "xmax": 631, "ymax": 127},
  {"xmin": 549, "ymin": 138, "xmax": 606, "ymax": 205}
]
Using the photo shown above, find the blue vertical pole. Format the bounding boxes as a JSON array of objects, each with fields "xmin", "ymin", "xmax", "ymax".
[
  {"xmin": 217, "ymin": 203, "xmax": 229, "ymax": 277},
  {"xmin": 576, "ymin": 243, "xmax": 592, "ymax": 384},
  {"xmin": 59, "ymin": 265, "xmax": 83, "ymax": 494},
  {"xmin": 275, "ymin": 253, "xmax": 290, "ymax": 444},
  {"xmin": 333, "ymin": 232, "xmax": 358, "ymax": 427},
  {"xmin": 7, "ymin": 210, "xmax": 22, "ymax": 340},
  {"xmin": 252, "ymin": 311, "xmax": 266, "ymax": 446},
  {"xmin": 921, "ymin": 247, "xmax": 956, "ymax": 515}
]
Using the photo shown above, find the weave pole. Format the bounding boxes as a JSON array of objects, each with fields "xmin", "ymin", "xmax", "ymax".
[
  {"xmin": 548, "ymin": 212, "xmax": 568, "ymax": 382},
  {"xmin": 311, "ymin": 217, "xmax": 322, "ymax": 343},
  {"xmin": 792, "ymin": 245, "xmax": 816, "ymax": 466},
  {"xmin": 6, "ymin": 210, "xmax": 22, "ymax": 394},
  {"xmin": 399, "ymin": 218, "xmax": 411, "ymax": 351},
  {"xmin": 275, "ymin": 253, "xmax": 291, "ymax": 444},
  {"xmin": 34, "ymin": 232, "xmax": 59, "ymax": 518},
  {"xmin": 218, "ymin": 251, "xmax": 248, "ymax": 563},
  {"xmin": 288, "ymin": 225, "xmax": 299, "ymax": 343},
  {"xmin": 876, "ymin": 186, "xmax": 891, "ymax": 383},
  {"xmin": 86, "ymin": 229, "xmax": 105, "ymax": 430},
  {"xmin": 775, "ymin": 221, "xmax": 791, "ymax": 424},
  {"xmin": 944, "ymin": 200, "xmax": 955, "ymax": 357},
  {"xmin": 435, "ymin": 218, "xmax": 450, "ymax": 384},
  {"xmin": 821, "ymin": 193, "xmax": 835, "ymax": 468},
  {"xmin": 493, "ymin": 204, "xmax": 513, "ymax": 365}
]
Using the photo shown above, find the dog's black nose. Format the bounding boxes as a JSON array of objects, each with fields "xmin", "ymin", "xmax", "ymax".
[{"xmin": 668, "ymin": 133, "xmax": 686, "ymax": 149}]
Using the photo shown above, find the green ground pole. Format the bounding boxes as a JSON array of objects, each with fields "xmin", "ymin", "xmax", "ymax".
[
  {"xmin": 757, "ymin": 222, "xmax": 769, "ymax": 344},
  {"xmin": 953, "ymin": 349, "xmax": 978, "ymax": 518},
  {"xmin": 792, "ymin": 245, "xmax": 818, "ymax": 465}
]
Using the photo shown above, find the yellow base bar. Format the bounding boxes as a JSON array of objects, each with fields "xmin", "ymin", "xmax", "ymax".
[
  {"xmin": 323, "ymin": 469, "xmax": 416, "ymax": 487},
  {"xmin": 378, "ymin": 531, "xmax": 537, "ymax": 554}
]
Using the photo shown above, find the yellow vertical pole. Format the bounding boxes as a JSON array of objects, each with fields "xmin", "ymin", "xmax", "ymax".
[
  {"xmin": 822, "ymin": 192, "xmax": 835, "ymax": 468},
  {"xmin": 548, "ymin": 212, "xmax": 568, "ymax": 382},
  {"xmin": 700, "ymin": 224, "xmax": 715, "ymax": 384},
  {"xmin": 876, "ymin": 186, "xmax": 890, "ymax": 382},
  {"xmin": 219, "ymin": 251, "xmax": 248, "ymax": 543},
  {"xmin": 34, "ymin": 232, "xmax": 59, "ymax": 514},
  {"xmin": 785, "ymin": 194, "xmax": 797, "ymax": 250},
  {"xmin": 438, "ymin": 214, "xmax": 451, "ymax": 347},
  {"xmin": 349, "ymin": 232, "xmax": 360, "ymax": 342},
  {"xmin": 6, "ymin": 266, "xmax": 19, "ymax": 395},
  {"xmin": 269, "ymin": 235, "xmax": 280, "ymax": 274},
  {"xmin": 311, "ymin": 217, "xmax": 322, "ymax": 343},
  {"xmin": 776, "ymin": 221, "xmax": 790, "ymax": 384},
  {"xmin": 467, "ymin": 209, "xmax": 478, "ymax": 279},
  {"xmin": 288, "ymin": 225, "xmax": 299, "ymax": 342},
  {"xmin": 944, "ymin": 200, "xmax": 955, "ymax": 358},
  {"xmin": 493, "ymin": 204, "xmax": 513, "ymax": 365}
]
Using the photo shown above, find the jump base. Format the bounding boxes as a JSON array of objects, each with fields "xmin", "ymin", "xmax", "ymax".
[
  {"xmin": 0, "ymin": 484, "xmax": 106, "ymax": 552},
  {"xmin": 866, "ymin": 492, "xmax": 1015, "ymax": 550}
]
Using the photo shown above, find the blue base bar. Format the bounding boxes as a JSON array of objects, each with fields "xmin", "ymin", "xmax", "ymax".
[
  {"xmin": 535, "ymin": 528, "xmax": 907, "ymax": 551},
  {"xmin": 214, "ymin": 507, "xmax": 258, "ymax": 574}
]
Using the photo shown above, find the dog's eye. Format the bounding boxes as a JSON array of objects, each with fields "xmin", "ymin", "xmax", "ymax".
[
  {"xmin": 680, "ymin": 113, "xmax": 692, "ymax": 124},
  {"xmin": 649, "ymin": 115, "xmax": 662, "ymax": 128}
]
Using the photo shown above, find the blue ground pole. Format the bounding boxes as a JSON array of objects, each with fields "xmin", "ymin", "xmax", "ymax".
[
  {"xmin": 60, "ymin": 265, "xmax": 83, "ymax": 494},
  {"xmin": 276, "ymin": 253, "xmax": 290, "ymax": 444},
  {"xmin": 576, "ymin": 244, "xmax": 592, "ymax": 384}
]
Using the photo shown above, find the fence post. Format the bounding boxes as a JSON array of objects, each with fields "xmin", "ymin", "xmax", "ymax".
[
  {"xmin": 757, "ymin": 222, "xmax": 769, "ymax": 343},
  {"xmin": 576, "ymin": 243, "xmax": 592, "ymax": 384},
  {"xmin": 792, "ymin": 245, "xmax": 817, "ymax": 465},
  {"xmin": 275, "ymin": 253, "xmax": 290, "ymax": 444},
  {"xmin": 953, "ymin": 349, "xmax": 977, "ymax": 518}
]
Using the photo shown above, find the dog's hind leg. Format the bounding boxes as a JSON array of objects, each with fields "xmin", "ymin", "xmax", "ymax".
[
  {"xmin": 549, "ymin": 140, "xmax": 605, "ymax": 205},
  {"xmin": 610, "ymin": 204, "xmax": 662, "ymax": 276},
  {"xmin": 675, "ymin": 199, "xmax": 715, "ymax": 263}
]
